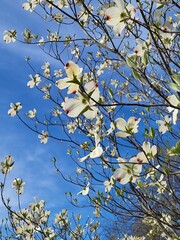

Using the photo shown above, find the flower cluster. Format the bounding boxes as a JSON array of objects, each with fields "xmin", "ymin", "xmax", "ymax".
[
  {"xmin": 107, "ymin": 116, "xmax": 141, "ymax": 137},
  {"xmin": 104, "ymin": 142, "xmax": 157, "ymax": 190},
  {"xmin": 79, "ymin": 133, "xmax": 103, "ymax": 162},
  {"xmin": 8, "ymin": 102, "xmax": 22, "ymax": 117},
  {"xmin": 12, "ymin": 178, "xmax": 25, "ymax": 194},
  {"xmin": 0, "ymin": 155, "xmax": 14, "ymax": 174},
  {"xmin": 27, "ymin": 74, "xmax": 41, "ymax": 88},
  {"xmin": 104, "ymin": 0, "xmax": 136, "ymax": 36},
  {"xmin": 3, "ymin": 30, "xmax": 17, "ymax": 43},
  {"xmin": 56, "ymin": 61, "xmax": 82, "ymax": 94},
  {"xmin": 156, "ymin": 115, "xmax": 171, "ymax": 134},
  {"xmin": 38, "ymin": 130, "xmax": 49, "ymax": 144},
  {"xmin": 11, "ymin": 197, "xmax": 54, "ymax": 239}
]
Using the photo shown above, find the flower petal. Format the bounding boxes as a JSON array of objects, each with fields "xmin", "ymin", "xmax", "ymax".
[
  {"xmin": 142, "ymin": 141, "xmax": 151, "ymax": 154},
  {"xmin": 151, "ymin": 145, "xmax": 157, "ymax": 156},
  {"xmin": 62, "ymin": 98, "xmax": 87, "ymax": 118},
  {"xmin": 56, "ymin": 78, "xmax": 70, "ymax": 89},
  {"xmin": 116, "ymin": 131, "xmax": 131, "ymax": 138},
  {"xmin": 90, "ymin": 146, "xmax": 103, "ymax": 158},
  {"xmin": 114, "ymin": 0, "xmax": 124, "ymax": 10},
  {"xmin": 115, "ymin": 118, "xmax": 127, "ymax": 131},
  {"xmin": 105, "ymin": 7, "xmax": 121, "ymax": 26},
  {"xmin": 65, "ymin": 61, "xmax": 82, "ymax": 79}
]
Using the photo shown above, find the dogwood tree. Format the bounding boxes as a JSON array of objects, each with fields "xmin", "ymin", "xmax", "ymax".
[{"xmin": 2, "ymin": 0, "xmax": 180, "ymax": 239}]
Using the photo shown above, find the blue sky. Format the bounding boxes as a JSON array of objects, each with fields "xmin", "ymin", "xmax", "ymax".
[{"xmin": 0, "ymin": 0, "xmax": 92, "ymax": 222}]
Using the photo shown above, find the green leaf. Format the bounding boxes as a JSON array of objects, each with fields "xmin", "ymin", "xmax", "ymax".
[
  {"xmin": 144, "ymin": 127, "xmax": 155, "ymax": 138},
  {"xmin": 162, "ymin": 166, "xmax": 170, "ymax": 175},
  {"xmin": 132, "ymin": 69, "xmax": 141, "ymax": 80},
  {"xmin": 168, "ymin": 141, "xmax": 180, "ymax": 156},
  {"xmin": 157, "ymin": 4, "xmax": 164, "ymax": 9},
  {"xmin": 169, "ymin": 83, "xmax": 179, "ymax": 92},
  {"xmin": 142, "ymin": 52, "xmax": 148, "ymax": 66},
  {"xmin": 149, "ymin": 127, "xmax": 155, "ymax": 138},
  {"xmin": 126, "ymin": 56, "xmax": 136, "ymax": 68},
  {"xmin": 107, "ymin": 87, "xmax": 114, "ymax": 98},
  {"xmin": 172, "ymin": 74, "xmax": 180, "ymax": 86}
]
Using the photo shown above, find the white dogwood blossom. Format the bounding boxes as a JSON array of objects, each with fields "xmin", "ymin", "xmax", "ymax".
[
  {"xmin": 22, "ymin": 1, "xmax": 38, "ymax": 12},
  {"xmin": 141, "ymin": 141, "xmax": 157, "ymax": 159},
  {"xmin": 38, "ymin": 130, "xmax": 49, "ymax": 144},
  {"xmin": 8, "ymin": 102, "xmax": 22, "ymax": 117},
  {"xmin": 77, "ymin": 182, "xmax": 90, "ymax": 195},
  {"xmin": 12, "ymin": 178, "xmax": 25, "ymax": 194},
  {"xmin": 133, "ymin": 38, "xmax": 151, "ymax": 57},
  {"xmin": 27, "ymin": 108, "xmax": 37, "ymax": 118},
  {"xmin": 27, "ymin": 74, "xmax": 41, "ymax": 88},
  {"xmin": 129, "ymin": 142, "xmax": 157, "ymax": 173},
  {"xmin": 104, "ymin": 176, "xmax": 114, "ymax": 193},
  {"xmin": 115, "ymin": 117, "xmax": 141, "ymax": 138},
  {"xmin": 42, "ymin": 61, "xmax": 50, "ymax": 78},
  {"xmin": 56, "ymin": 61, "xmax": 83, "ymax": 94},
  {"xmin": 105, "ymin": 0, "xmax": 136, "ymax": 36},
  {"xmin": 0, "ymin": 156, "xmax": 14, "ymax": 174},
  {"xmin": 113, "ymin": 157, "xmax": 142, "ymax": 185},
  {"xmin": 3, "ymin": 30, "xmax": 17, "ymax": 43},
  {"xmin": 62, "ymin": 81, "xmax": 99, "ymax": 119},
  {"xmin": 156, "ymin": 115, "xmax": 171, "ymax": 134},
  {"xmin": 79, "ymin": 133, "xmax": 103, "ymax": 162}
]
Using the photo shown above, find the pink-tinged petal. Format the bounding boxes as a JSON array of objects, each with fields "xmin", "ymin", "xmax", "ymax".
[
  {"xmin": 116, "ymin": 131, "xmax": 131, "ymax": 138},
  {"xmin": 164, "ymin": 115, "xmax": 171, "ymax": 123},
  {"xmin": 130, "ymin": 157, "xmax": 143, "ymax": 173},
  {"xmin": 115, "ymin": 118, "xmax": 127, "ymax": 131},
  {"xmin": 65, "ymin": 61, "xmax": 82, "ymax": 79},
  {"xmin": 67, "ymin": 83, "xmax": 79, "ymax": 94},
  {"xmin": 90, "ymin": 146, "xmax": 103, "ymax": 158},
  {"xmin": 105, "ymin": 7, "xmax": 121, "ymax": 26},
  {"xmin": 113, "ymin": 168, "xmax": 126, "ymax": 181},
  {"xmin": 151, "ymin": 145, "xmax": 157, "ymax": 156},
  {"xmin": 136, "ymin": 152, "xmax": 148, "ymax": 164},
  {"xmin": 142, "ymin": 141, "xmax": 151, "ymax": 154},
  {"xmin": 114, "ymin": 0, "xmax": 124, "ymax": 10},
  {"xmin": 128, "ymin": 117, "xmax": 141, "ymax": 128},
  {"xmin": 8, "ymin": 109, "xmax": 16, "ymax": 117},
  {"xmin": 114, "ymin": 169, "xmax": 131, "ymax": 185},
  {"xmin": 62, "ymin": 98, "xmax": 87, "ymax": 118},
  {"xmin": 158, "ymin": 125, "xmax": 168, "ymax": 134}
]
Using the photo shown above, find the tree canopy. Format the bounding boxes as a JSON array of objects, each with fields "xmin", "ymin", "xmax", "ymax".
[{"xmin": 1, "ymin": 0, "xmax": 180, "ymax": 239}]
